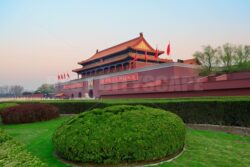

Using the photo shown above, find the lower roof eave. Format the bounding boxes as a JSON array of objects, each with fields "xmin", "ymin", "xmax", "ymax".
[{"xmin": 61, "ymin": 62, "xmax": 200, "ymax": 85}]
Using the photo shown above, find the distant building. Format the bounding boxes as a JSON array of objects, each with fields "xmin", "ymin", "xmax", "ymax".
[{"xmin": 55, "ymin": 33, "xmax": 250, "ymax": 98}]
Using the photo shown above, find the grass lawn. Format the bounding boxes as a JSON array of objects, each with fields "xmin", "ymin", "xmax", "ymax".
[
  {"xmin": 1, "ymin": 116, "xmax": 250, "ymax": 167},
  {"xmin": 1, "ymin": 116, "xmax": 70, "ymax": 167},
  {"xmin": 0, "ymin": 102, "xmax": 17, "ymax": 110},
  {"xmin": 3, "ymin": 96, "xmax": 250, "ymax": 104}
]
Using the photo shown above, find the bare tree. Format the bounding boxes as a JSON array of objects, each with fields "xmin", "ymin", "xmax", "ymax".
[
  {"xmin": 235, "ymin": 45, "xmax": 250, "ymax": 64},
  {"xmin": 0, "ymin": 86, "xmax": 9, "ymax": 97},
  {"xmin": 193, "ymin": 45, "xmax": 219, "ymax": 75},
  {"xmin": 246, "ymin": 45, "xmax": 250, "ymax": 61},
  {"xmin": 193, "ymin": 44, "xmax": 250, "ymax": 75},
  {"xmin": 218, "ymin": 43, "xmax": 236, "ymax": 70},
  {"xmin": 9, "ymin": 85, "xmax": 24, "ymax": 97}
]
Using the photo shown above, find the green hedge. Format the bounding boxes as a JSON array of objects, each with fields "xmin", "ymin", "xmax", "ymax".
[
  {"xmin": 8, "ymin": 97, "xmax": 250, "ymax": 127},
  {"xmin": 53, "ymin": 105, "xmax": 185, "ymax": 164},
  {"xmin": 40, "ymin": 98, "xmax": 250, "ymax": 127},
  {"xmin": 0, "ymin": 129, "xmax": 47, "ymax": 167}
]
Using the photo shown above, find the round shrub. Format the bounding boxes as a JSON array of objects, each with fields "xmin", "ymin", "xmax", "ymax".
[
  {"xmin": 53, "ymin": 105, "xmax": 186, "ymax": 164},
  {"xmin": 0, "ymin": 103, "xmax": 59, "ymax": 124}
]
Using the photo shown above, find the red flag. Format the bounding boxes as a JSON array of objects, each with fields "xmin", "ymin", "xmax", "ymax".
[
  {"xmin": 60, "ymin": 74, "xmax": 64, "ymax": 80},
  {"xmin": 154, "ymin": 48, "xmax": 159, "ymax": 59},
  {"xmin": 167, "ymin": 42, "xmax": 171, "ymax": 56},
  {"xmin": 144, "ymin": 50, "xmax": 147, "ymax": 63},
  {"xmin": 67, "ymin": 73, "xmax": 70, "ymax": 79},
  {"xmin": 132, "ymin": 54, "xmax": 138, "ymax": 62},
  {"xmin": 58, "ymin": 75, "xmax": 60, "ymax": 80},
  {"xmin": 64, "ymin": 73, "xmax": 66, "ymax": 79},
  {"xmin": 132, "ymin": 54, "xmax": 138, "ymax": 69}
]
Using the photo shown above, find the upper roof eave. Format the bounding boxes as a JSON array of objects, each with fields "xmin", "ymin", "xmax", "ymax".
[{"xmin": 77, "ymin": 33, "xmax": 163, "ymax": 65}]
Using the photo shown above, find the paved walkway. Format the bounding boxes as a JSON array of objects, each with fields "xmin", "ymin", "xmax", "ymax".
[{"xmin": 187, "ymin": 124, "xmax": 250, "ymax": 136}]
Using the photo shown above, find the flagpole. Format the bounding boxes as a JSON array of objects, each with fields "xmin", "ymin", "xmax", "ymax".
[
  {"xmin": 155, "ymin": 45, "xmax": 159, "ymax": 64},
  {"xmin": 166, "ymin": 41, "xmax": 171, "ymax": 60},
  {"xmin": 135, "ymin": 50, "xmax": 137, "ymax": 69}
]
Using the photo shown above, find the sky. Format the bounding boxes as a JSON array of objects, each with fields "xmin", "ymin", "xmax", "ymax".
[{"xmin": 0, "ymin": 0, "xmax": 250, "ymax": 90}]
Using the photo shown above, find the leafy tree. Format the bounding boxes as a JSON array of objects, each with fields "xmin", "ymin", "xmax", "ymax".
[
  {"xmin": 193, "ymin": 45, "xmax": 219, "ymax": 75},
  {"xmin": 36, "ymin": 84, "xmax": 55, "ymax": 95}
]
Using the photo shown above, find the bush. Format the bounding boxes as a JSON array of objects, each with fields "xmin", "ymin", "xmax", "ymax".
[
  {"xmin": 0, "ymin": 129, "xmax": 47, "ymax": 167},
  {"xmin": 53, "ymin": 105, "xmax": 186, "ymax": 164},
  {"xmin": 220, "ymin": 62, "xmax": 250, "ymax": 74},
  {"xmin": 0, "ymin": 103, "xmax": 59, "ymax": 124}
]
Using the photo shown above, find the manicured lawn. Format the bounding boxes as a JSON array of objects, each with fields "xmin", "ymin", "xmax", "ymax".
[
  {"xmin": 0, "ymin": 102, "xmax": 17, "ymax": 111},
  {"xmin": 1, "ymin": 117, "xmax": 70, "ymax": 167},
  {"xmin": 4, "ymin": 96, "xmax": 250, "ymax": 104},
  {"xmin": 160, "ymin": 130, "xmax": 250, "ymax": 167},
  {"xmin": 1, "ymin": 116, "xmax": 250, "ymax": 167}
]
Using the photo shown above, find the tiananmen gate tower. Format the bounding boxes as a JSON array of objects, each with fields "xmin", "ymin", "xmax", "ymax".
[{"xmin": 55, "ymin": 33, "xmax": 250, "ymax": 99}]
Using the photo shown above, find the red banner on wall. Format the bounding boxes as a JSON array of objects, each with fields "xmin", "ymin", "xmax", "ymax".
[
  {"xmin": 100, "ymin": 73, "xmax": 138, "ymax": 85},
  {"xmin": 63, "ymin": 82, "xmax": 84, "ymax": 89}
]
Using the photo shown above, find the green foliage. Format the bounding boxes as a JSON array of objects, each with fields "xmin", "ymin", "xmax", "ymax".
[
  {"xmin": 1, "ymin": 103, "xmax": 59, "ymax": 124},
  {"xmin": 219, "ymin": 61, "xmax": 250, "ymax": 74},
  {"xmin": 193, "ymin": 44, "xmax": 250, "ymax": 75},
  {"xmin": 36, "ymin": 83, "xmax": 55, "ymax": 94},
  {"xmin": 197, "ymin": 67, "xmax": 213, "ymax": 76},
  {"xmin": 53, "ymin": 105, "xmax": 186, "ymax": 164},
  {"xmin": 0, "ymin": 129, "xmax": 47, "ymax": 167}
]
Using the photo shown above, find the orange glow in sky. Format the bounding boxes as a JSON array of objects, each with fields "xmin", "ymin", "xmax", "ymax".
[{"xmin": 0, "ymin": 0, "xmax": 250, "ymax": 90}]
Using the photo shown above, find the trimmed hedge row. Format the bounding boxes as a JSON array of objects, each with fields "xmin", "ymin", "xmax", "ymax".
[
  {"xmin": 0, "ymin": 129, "xmax": 47, "ymax": 167},
  {"xmin": 53, "ymin": 105, "xmax": 186, "ymax": 164},
  {"xmin": 42, "ymin": 99, "xmax": 250, "ymax": 127},
  {"xmin": 1, "ymin": 103, "xmax": 59, "ymax": 124}
]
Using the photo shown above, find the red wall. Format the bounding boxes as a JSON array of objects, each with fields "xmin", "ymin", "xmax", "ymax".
[
  {"xmin": 57, "ymin": 64, "xmax": 250, "ymax": 99},
  {"xmin": 96, "ymin": 69, "xmax": 250, "ymax": 98}
]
